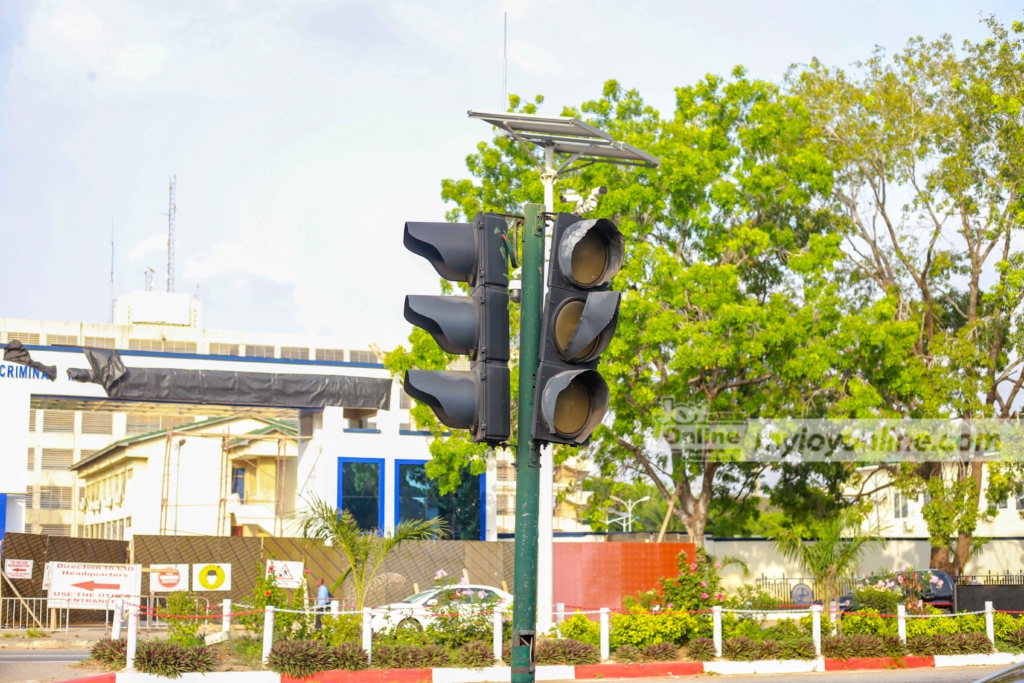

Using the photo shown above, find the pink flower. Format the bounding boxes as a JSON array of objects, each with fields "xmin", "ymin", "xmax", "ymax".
[
  {"xmin": 459, "ymin": 576, "xmax": 468, "ymax": 586},
  {"xmin": 716, "ymin": 593, "xmax": 724, "ymax": 601},
  {"xmin": 264, "ymin": 590, "xmax": 271, "ymax": 597},
  {"xmin": 667, "ymin": 603, "xmax": 674, "ymax": 609},
  {"xmin": 937, "ymin": 580, "xmax": 944, "ymax": 588},
  {"xmin": 714, "ymin": 563, "xmax": 722, "ymax": 570},
  {"xmin": 700, "ymin": 581, "xmax": 707, "ymax": 588},
  {"xmin": 434, "ymin": 569, "xmax": 448, "ymax": 580},
  {"xmin": 689, "ymin": 563, "xmax": 698, "ymax": 572},
  {"xmin": 701, "ymin": 592, "xmax": 709, "ymax": 599},
  {"xmin": 477, "ymin": 591, "xmax": 487, "ymax": 599},
  {"xmin": 304, "ymin": 569, "xmax": 310, "ymax": 575}
]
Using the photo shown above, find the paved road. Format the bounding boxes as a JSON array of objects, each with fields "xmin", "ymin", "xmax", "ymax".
[
  {"xmin": 600, "ymin": 667, "xmax": 1008, "ymax": 683},
  {"xmin": 0, "ymin": 650, "xmax": 92, "ymax": 683}
]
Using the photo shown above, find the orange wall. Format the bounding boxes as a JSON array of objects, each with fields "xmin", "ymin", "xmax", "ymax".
[{"xmin": 553, "ymin": 542, "xmax": 696, "ymax": 609}]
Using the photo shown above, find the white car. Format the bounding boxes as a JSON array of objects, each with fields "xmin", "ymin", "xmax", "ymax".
[{"xmin": 371, "ymin": 584, "xmax": 512, "ymax": 633}]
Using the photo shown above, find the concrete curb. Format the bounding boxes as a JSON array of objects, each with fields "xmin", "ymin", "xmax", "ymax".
[
  {"xmin": 934, "ymin": 653, "xmax": 1023, "ymax": 667},
  {"xmin": 704, "ymin": 659, "xmax": 823, "ymax": 675}
]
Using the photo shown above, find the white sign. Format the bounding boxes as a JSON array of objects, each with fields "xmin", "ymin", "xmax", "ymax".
[
  {"xmin": 3, "ymin": 559, "xmax": 33, "ymax": 580},
  {"xmin": 266, "ymin": 560, "xmax": 304, "ymax": 589},
  {"xmin": 192, "ymin": 563, "xmax": 231, "ymax": 591},
  {"xmin": 149, "ymin": 564, "xmax": 190, "ymax": 592},
  {"xmin": 42, "ymin": 562, "xmax": 52, "ymax": 591},
  {"xmin": 48, "ymin": 562, "xmax": 141, "ymax": 609}
]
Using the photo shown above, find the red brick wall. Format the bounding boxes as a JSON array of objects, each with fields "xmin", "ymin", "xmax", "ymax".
[{"xmin": 552, "ymin": 542, "xmax": 695, "ymax": 609}]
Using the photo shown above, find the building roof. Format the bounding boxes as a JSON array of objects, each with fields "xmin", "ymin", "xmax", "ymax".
[{"xmin": 70, "ymin": 416, "xmax": 291, "ymax": 471}]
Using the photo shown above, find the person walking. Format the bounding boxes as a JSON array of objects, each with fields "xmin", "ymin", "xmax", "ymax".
[{"xmin": 315, "ymin": 577, "xmax": 330, "ymax": 631}]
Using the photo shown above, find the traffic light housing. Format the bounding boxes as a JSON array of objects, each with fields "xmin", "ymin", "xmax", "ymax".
[
  {"xmin": 532, "ymin": 214, "xmax": 623, "ymax": 445},
  {"xmin": 402, "ymin": 213, "xmax": 511, "ymax": 444}
]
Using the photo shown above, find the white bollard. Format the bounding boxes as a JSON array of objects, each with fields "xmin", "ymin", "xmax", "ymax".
[
  {"xmin": 362, "ymin": 607, "xmax": 373, "ymax": 662},
  {"xmin": 262, "ymin": 605, "xmax": 275, "ymax": 665},
  {"xmin": 986, "ymin": 601, "xmax": 995, "ymax": 645},
  {"xmin": 897, "ymin": 604, "xmax": 907, "ymax": 643},
  {"xmin": 712, "ymin": 606, "xmax": 723, "ymax": 657},
  {"xmin": 811, "ymin": 604, "xmax": 822, "ymax": 655},
  {"xmin": 111, "ymin": 601, "xmax": 123, "ymax": 640},
  {"xmin": 331, "ymin": 600, "xmax": 340, "ymax": 619},
  {"xmin": 556, "ymin": 602, "xmax": 565, "ymax": 624},
  {"xmin": 126, "ymin": 607, "xmax": 138, "ymax": 670},
  {"xmin": 493, "ymin": 607, "xmax": 503, "ymax": 663},
  {"xmin": 599, "ymin": 608, "xmax": 610, "ymax": 662},
  {"xmin": 222, "ymin": 599, "xmax": 232, "ymax": 633}
]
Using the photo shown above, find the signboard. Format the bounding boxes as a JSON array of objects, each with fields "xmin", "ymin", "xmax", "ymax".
[
  {"xmin": 42, "ymin": 562, "xmax": 52, "ymax": 591},
  {"xmin": 47, "ymin": 562, "xmax": 142, "ymax": 609},
  {"xmin": 266, "ymin": 560, "xmax": 304, "ymax": 589},
  {"xmin": 149, "ymin": 564, "xmax": 190, "ymax": 592},
  {"xmin": 192, "ymin": 563, "xmax": 231, "ymax": 591},
  {"xmin": 791, "ymin": 583, "xmax": 814, "ymax": 605},
  {"xmin": 3, "ymin": 559, "xmax": 33, "ymax": 580}
]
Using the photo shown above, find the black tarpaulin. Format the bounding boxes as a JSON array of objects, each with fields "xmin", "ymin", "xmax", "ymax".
[
  {"xmin": 3, "ymin": 340, "xmax": 57, "ymax": 381},
  {"xmin": 68, "ymin": 348, "xmax": 391, "ymax": 409}
]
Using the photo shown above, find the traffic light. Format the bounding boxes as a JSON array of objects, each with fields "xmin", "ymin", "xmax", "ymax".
[
  {"xmin": 532, "ymin": 214, "xmax": 623, "ymax": 445},
  {"xmin": 402, "ymin": 213, "xmax": 511, "ymax": 444}
]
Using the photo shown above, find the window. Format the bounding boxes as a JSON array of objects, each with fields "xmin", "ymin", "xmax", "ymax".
[
  {"xmin": 129, "ymin": 339, "xmax": 163, "ymax": 351},
  {"xmin": 39, "ymin": 524, "xmax": 71, "ymax": 537},
  {"xmin": 209, "ymin": 343, "xmax": 239, "ymax": 356},
  {"xmin": 280, "ymin": 346, "xmax": 309, "ymax": 360},
  {"xmin": 81, "ymin": 412, "xmax": 112, "ymax": 434},
  {"xmin": 25, "ymin": 486, "xmax": 34, "ymax": 509},
  {"xmin": 497, "ymin": 494, "xmax": 513, "ymax": 515},
  {"xmin": 399, "ymin": 389, "xmax": 412, "ymax": 410},
  {"xmin": 316, "ymin": 348, "xmax": 346, "ymax": 362},
  {"xmin": 126, "ymin": 516, "xmax": 131, "ymax": 528},
  {"xmin": 27, "ymin": 448, "xmax": 35, "ymax": 472},
  {"xmin": 893, "ymin": 491, "xmax": 909, "ymax": 519},
  {"xmin": 84, "ymin": 336, "xmax": 116, "ymax": 349},
  {"xmin": 497, "ymin": 462, "xmax": 516, "ymax": 482},
  {"xmin": 350, "ymin": 350, "xmax": 377, "ymax": 364},
  {"xmin": 246, "ymin": 344, "xmax": 274, "ymax": 358},
  {"xmin": 164, "ymin": 340, "xmax": 197, "ymax": 354},
  {"xmin": 997, "ymin": 496, "xmax": 1009, "ymax": 509},
  {"xmin": 80, "ymin": 450, "xmax": 99, "ymax": 462},
  {"xmin": 126, "ymin": 414, "xmax": 192, "ymax": 435},
  {"xmin": 42, "ymin": 410, "xmax": 75, "ymax": 432},
  {"xmin": 47, "ymin": 334, "xmax": 78, "ymax": 346},
  {"xmin": 41, "ymin": 449, "xmax": 73, "ymax": 470},
  {"xmin": 39, "ymin": 486, "xmax": 73, "ymax": 509},
  {"xmin": 396, "ymin": 461, "xmax": 482, "ymax": 540},
  {"xmin": 7, "ymin": 332, "xmax": 40, "ymax": 345},
  {"xmin": 28, "ymin": 409, "xmax": 36, "ymax": 432},
  {"xmin": 231, "ymin": 467, "xmax": 246, "ymax": 502},
  {"xmin": 338, "ymin": 459, "xmax": 383, "ymax": 531}
]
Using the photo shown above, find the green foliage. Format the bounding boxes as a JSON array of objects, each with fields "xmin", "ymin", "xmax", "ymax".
[
  {"xmin": 315, "ymin": 614, "xmax": 361, "ymax": 646},
  {"xmin": 90, "ymin": 638, "xmax": 126, "ymax": 667},
  {"xmin": 134, "ymin": 641, "xmax": 217, "ymax": 679},
  {"xmin": 658, "ymin": 549, "xmax": 726, "ymax": 611},
  {"xmin": 613, "ymin": 644, "xmax": 644, "ymax": 663},
  {"xmin": 852, "ymin": 586, "xmax": 903, "ymax": 615},
  {"xmin": 686, "ymin": 637, "xmax": 716, "ymax": 662},
  {"xmin": 722, "ymin": 636, "xmax": 759, "ymax": 661},
  {"xmin": 229, "ymin": 636, "xmax": 263, "ymax": 668},
  {"xmin": 610, "ymin": 608, "xmax": 701, "ymax": 648},
  {"xmin": 537, "ymin": 639, "xmax": 601, "ymax": 665},
  {"xmin": 333, "ymin": 642, "xmax": 371, "ymax": 670},
  {"xmin": 450, "ymin": 641, "xmax": 495, "ymax": 668},
  {"xmin": 1003, "ymin": 629, "xmax": 1024, "ymax": 651},
  {"xmin": 727, "ymin": 585, "xmax": 780, "ymax": 611},
  {"xmin": 266, "ymin": 640, "xmax": 335, "ymax": 678},
  {"xmin": 236, "ymin": 558, "xmax": 307, "ymax": 640},
  {"xmin": 561, "ymin": 614, "xmax": 600, "ymax": 647},
  {"xmin": 297, "ymin": 496, "xmax": 445, "ymax": 609},
  {"xmin": 639, "ymin": 642, "xmax": 678, "ymax": 662},
  {"xmin": 373, "ymin": 642, "xmax": 451, "ymax": 669},
  {"xmin": 161, "ymin": 591, "xmax": 203, "ymax": 646}
]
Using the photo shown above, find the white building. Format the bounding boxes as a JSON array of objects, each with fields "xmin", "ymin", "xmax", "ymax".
[{"xmin": 1, "ymin": 291, "xmax": 591, "ymax": 540}]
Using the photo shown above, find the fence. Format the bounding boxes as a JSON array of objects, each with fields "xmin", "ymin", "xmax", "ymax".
[
  {"xmin": 754, "ymin": 576, "xmax": 859, "ymax": 603},
  {"xmin": 958, "ymin": 573, "xmax": 1024, "ymax": 586},
  {"xmin": 0, "ymin": 597, "xmax": 71, "ymax": 631}
]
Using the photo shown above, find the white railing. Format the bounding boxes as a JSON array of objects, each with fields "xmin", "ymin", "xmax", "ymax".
[{"xmin": 0, "ymin": 597, "xmax": 70, "ymax": 631}]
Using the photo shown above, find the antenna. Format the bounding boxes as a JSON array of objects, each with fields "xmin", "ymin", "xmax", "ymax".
[
  {"xmin": 109, "ymin": 220, "xmax": 115, "ymax": 324},
  {"xmin": 502, "ymin": 12, "xmax": 507, "ymax": 111},
  {"xmin": 166, "ymin": 175, "xmax": 176, "ymax": 292}
]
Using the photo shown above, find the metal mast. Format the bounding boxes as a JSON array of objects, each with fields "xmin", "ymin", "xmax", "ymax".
[{"xmin": 166, "ymin": 176, "xmax": 176, "ymax": 292}]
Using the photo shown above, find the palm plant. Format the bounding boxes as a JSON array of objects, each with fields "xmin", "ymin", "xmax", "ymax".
[
  {"xmin": 297, "ymin": 495, "xmax": 447, "ymax": 610},
  {"xmin": 773, "ymin": 507, "xmax": 885, "ymax": 630}
]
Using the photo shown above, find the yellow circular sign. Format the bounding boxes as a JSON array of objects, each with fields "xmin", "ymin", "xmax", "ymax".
[{"xmin": 197, "ymin": 564, "xmax": 226, "ymax": 590}]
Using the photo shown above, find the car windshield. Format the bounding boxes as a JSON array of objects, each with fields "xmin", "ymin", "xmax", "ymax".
[{"xmin": 400, "ymin": 590, "xmax": 437, "ymax": 604}]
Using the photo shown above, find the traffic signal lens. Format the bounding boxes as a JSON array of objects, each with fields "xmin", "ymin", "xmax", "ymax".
[
  {"xmin": 570, "ymin": 230, "xmax": 610, "ymax": 286},
  {"xmin": 553, "ymin": 299, "xmax": 598, "ymax": 361},
  {"xmin": 552, "ymin": 377, "xmax": 592, "ymax": 437}
]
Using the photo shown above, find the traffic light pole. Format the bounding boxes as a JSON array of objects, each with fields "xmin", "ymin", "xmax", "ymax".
[{"xmin": 511, "ymin": 202, "xmax": 545, "ymax": 683}]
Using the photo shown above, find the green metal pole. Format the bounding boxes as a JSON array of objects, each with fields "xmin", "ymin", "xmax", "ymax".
[{"xmin": 511, "ymin": 203, "xmax": 544, "ymax": 683}]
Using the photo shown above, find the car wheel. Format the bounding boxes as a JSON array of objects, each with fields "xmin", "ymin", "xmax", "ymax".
[{"xmin": 397, "ymin": 618, "xmax": 423, "ymax": 633}]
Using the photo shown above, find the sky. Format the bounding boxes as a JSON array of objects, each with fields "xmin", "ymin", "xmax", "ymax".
[{"xmin": 0, "ymin": 0, "xmax": 1020, "ymax": 351}]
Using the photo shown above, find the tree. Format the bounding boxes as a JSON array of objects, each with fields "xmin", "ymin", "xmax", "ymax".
[
  {"xmin": 792, "ymin": 15, "xmax": 1024, "ymax": 574},
  {"xmin": 296, "ymin": 495, "xmax": 446, "ymax": 609},
  {"xmin": 773, "ymin": 507, "xmax": 886, "ymax": 623}
]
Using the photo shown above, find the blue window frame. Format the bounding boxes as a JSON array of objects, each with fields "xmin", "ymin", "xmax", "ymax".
[
  {"xmin": 231, "ymin": 467, "xmax": 246, "ymax": 502},
  {"xmin": 337, "ymin": 458, "xmax": 385, "ymax": 531},
  {"xmin": 394, "ymin": 459, "xmax": 485, "ymax": 540}
]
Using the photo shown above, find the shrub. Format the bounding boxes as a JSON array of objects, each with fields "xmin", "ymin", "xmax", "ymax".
[
  {"xmin": 90, "ymin": 638, "xmax": 126, "ymax": 666},
  {"xmin": 757, "ymin": 639, "xmax": 783, "ymax": 660},
  {"xmin": 821, "ymin": 634, "xmax": 891, "ymax": 660},
  {"xmin": 841, "ymin": 610, "xmax": 896, "ymax": 637},
  {"xmin": 721, "ymin": 636, "xmax": 759, "ymax": 661},
  {"xmin": 761, "ymin": 619, "xmax": 806, "ymax": 642},
  {"xmin": 780, "ymin": 638, "xmax": 816, "ymax": 660},
  {"xmin": 686, "ymin": 637, "xmax": 716, "ymax": 662},
  {"xmin": 316, "ymin": 614, "xmax": 362, "ymax": 646},
  {"xmin": 333, "ymin": 641, "xmax": 370, "ymax": 670},
  {"xmin": 134, "ymin": 641, "xmax": 216, "ymax": 679},
  {"xmin": 452, "ymin": 640, "xmax": 495, "ymax": 668},
  {"xmin": 658, "ymin": 549, "xmax": 726, "ymax": 612},
  {"xmin": 610, "ymin": 609, "xmax": 699, "ymax": 647},
  {"xmin": 879, "ymin": 634, "xmax": 907, "ymax": 658},
  {"xmin": 937, "ymin": 633, "xmax": 993, "ymax": 655},
  {"xmin": 561, "ymin": 614, "xmax": 600, "ymax": 646},
  {"xmin": 373, "ymin": 643, "xmax": 428, "ymax": 669},
  {"xmin": 266, "ymin": 640, "xmax": 334, "ymax": 678},
  {"xmin": 727, "ymin": 585, "xmax": 780, "ymax": 611},
  {"xmin": 230, "ymin": 636, "xmax": 263, "ymax": 667},
  {"xmin": 538, "ymin": 638, "xmax": 601, "ymax": 665},
  {"xmin": 639, "ymin": 642, "xmax": 678, "ymax": 662},
  {"xmin": 160, "ymin": 591, "xmax": 204, "ymax": 646},
  {"xmin": 821, "ymin": 635, "xmax": 853, "ymax": 660},
  {"xmin": 907, "ymin": 634, "xmax": 938, "ymax": 656},
  {"xmin": 1005, "ymin": 628, "xmax": 1024, "ymax": 650},
  {"xmin": 852, "ymin": 585, "xmax": 903, "ymax": 614},
  {"xmin": 613, "ymin": 645, "xmax": 644, "ymax": 663}
]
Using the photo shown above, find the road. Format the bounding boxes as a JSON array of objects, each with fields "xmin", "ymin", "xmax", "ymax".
[
  {"xmin": 600, "ymin": 668, "xmax": 1007, "ymax": 683},
  {"xmin": 0, "ymin": 649, "xmax": 91, "ymax": 683}
]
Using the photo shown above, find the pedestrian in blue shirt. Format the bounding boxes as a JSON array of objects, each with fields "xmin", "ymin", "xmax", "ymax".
[{"xmin": 315, "ymin": 577, "xmax": 330, "ymax": 631}]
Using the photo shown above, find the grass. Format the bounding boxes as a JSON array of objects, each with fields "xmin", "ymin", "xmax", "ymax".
[{"xmin": 25, "ymin": 628, "xmax": 48, "ymax": 638}]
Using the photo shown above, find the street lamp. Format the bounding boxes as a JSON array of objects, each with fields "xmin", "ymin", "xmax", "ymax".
[{"xmin": 610, "ymin": 495, "xmax": 650, "ymax": 533}]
